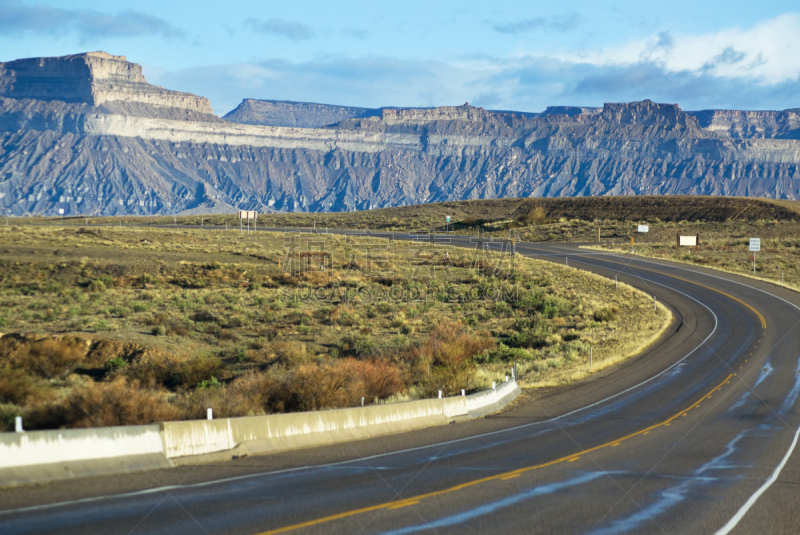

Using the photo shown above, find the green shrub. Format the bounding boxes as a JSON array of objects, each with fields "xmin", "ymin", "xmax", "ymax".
[
  {"xmin": 88, "ymin": 280, "xmax": 107, "ymax": 293},
  {"xmin": 104, "ymin": 357, "xmax": 126, "ymax": 373},
  {"xmin": 108, "ymin": 307, "xmax": 129, "ymax": 318},
  {"xmin": 592, "ymin": 307, "xmax": 617, "ymax": 322},
  {"xmin": 338, "ymin": 333, "xmax": 375, "ymax": 357},
  {"xmin": 96, "ymin": 275, "xmax": 115, "ymax": 287},
  {"xmin": 479, "ymin": 344, "xmax": 534, "ymax": 364},
  {"xmin": 493, "ymin": 301, "xmax": 512, "ymax": 317},
  {"xmin": 197, "ymin": 376, "xmax": 221, "ymax": 389},
  {"xmin": 138, "ymin": 273, "xmax": 156, "ymax": 286}
]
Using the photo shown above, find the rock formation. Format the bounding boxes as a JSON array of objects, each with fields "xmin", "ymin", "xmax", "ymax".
[
  {"xmin": 1, "ymin": 52, "xmax": 800, "ymax": 216},
  {"xmin": 0, "ymin": 52, "xmax": 213, "ymax": 116},
  {"xmin": 223, "ymin": 99, "xmax": 378, "ymax": 128}
]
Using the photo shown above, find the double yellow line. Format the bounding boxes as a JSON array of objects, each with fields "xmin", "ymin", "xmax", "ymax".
[{"xmin": 259, "ymin": 374, "xmax": 734, "ymax": 534}]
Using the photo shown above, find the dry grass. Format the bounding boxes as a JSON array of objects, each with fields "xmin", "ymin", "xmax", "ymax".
[
  {"xmin": 0, "ymin": 224, "xmax": 670, "ymax": 430},
  {"xmin": 588, "ymin": 226, "xmax": 800, "ymax": 293}
]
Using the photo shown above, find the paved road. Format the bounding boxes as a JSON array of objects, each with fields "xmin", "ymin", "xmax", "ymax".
[{"xmin": 2, "ymin": 232, "xmax": 800, "ymax": 534}]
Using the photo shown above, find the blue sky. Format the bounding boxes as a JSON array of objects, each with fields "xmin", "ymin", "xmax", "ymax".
[{"xmin": 1, "ymin": 0, "xmax": 799, "ymax": 115}]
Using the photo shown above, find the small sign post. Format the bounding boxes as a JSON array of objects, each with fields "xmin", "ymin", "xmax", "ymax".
[
  {"xmin": 238, "ymin": 211, "xmax": 258, "ymax": 234},
  {"xmin": 750, "ymin": 238, "xmax": 760, "ymax": 275},
  {"xmin": 446, "ymin": 215, "xmax": 450, "ymax": 233}
]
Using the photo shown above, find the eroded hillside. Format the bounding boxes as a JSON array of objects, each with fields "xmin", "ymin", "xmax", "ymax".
[{"xmin": 2, "ymin": 52, "xmax": 800, "ymax": 216}]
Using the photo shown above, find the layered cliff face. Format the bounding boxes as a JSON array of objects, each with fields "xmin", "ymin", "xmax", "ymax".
[
  {"xmin": 2, "ymin": 52, "xmax": 800, "ymax": 216},
  {"xmin": 0, "ymin": 52, "xmax": 213, "ymax": 115},
  {"xmin": 687, "ymin": 109, "xmax": 800, "ymax": 139}
]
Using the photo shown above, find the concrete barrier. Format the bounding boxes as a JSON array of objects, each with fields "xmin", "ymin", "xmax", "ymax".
[
  {"xmin": 0, "ymin": 424, "xmax": 169, "ymax": 487},
  {"xmin": 0, "ymin": 380, "xmax": 520, "ymax": 484},
  {"xmin": 163, "ymin": 396, "xmax": 471, "ymax": 461},
  {"xmin": 466, "ymin": 379, "xmax": 521, "ymax": 417}
]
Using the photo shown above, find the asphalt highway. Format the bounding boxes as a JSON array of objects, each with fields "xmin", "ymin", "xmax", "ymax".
[{"xmin": 2, "ymin": 231, "xmax": 800, "ymax": 534}]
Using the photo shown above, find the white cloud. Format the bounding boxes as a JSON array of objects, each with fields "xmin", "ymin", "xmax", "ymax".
[
  {"xmin": 150, "ymin": 14, "xmax": 800, "ymax": 115},
  {"xmin": 563, "ymin": 13, "xmax": 800, "ymax": 85}
]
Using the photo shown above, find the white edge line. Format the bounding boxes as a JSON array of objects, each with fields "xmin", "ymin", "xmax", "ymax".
[
  {"xmin": 715, "ymin": 426, "xmax": 800, "ymax": 534},
  {"xmin": 557, "ymin": 243, "xmax": 800, "ymax": 533}
]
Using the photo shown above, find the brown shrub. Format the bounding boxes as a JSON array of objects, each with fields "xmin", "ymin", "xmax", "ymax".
[
  {"xmin": 174, "ymin": 356, "xmax": 222, "ymax": 389},
  {"xmin": 217, "ymin": 328, "xmax": 238, "ymax": 341},
  {"xmin": 270, "ymin": 341, "xmax": 308, "ymax": 367},
  {"xmin": 412, "ymin": 320, "xmax": 495, "ymax": 396},
  {"xmin": 264, "ymin": 363, "xmax": 346, "ymax": 412},
  {"xmin": 17, "ymin": 338, "xmax": 88, "ymax": 378},
  {"xmin": 0, "ymin": 367, "xmax": 48, "ymax": 405},
  {"xmin": 59, "ymin": 377, "xmax": 179, "ymax": 428},
  {"xmin": 178, "ymin": 371, "xmax": 269, "ymax": 419},
  {"xmin": 328, "ymin": 304, "xmax": 354, "ymax": 326},
  {"xmin": 225, "ymin": 372, "xmax": 272, "ymax": 414},
  {"xmin": 336, "ymin": 358, "xmax": 405, "ymax": 402},
  {"xmin": 85, "ymin": 340, "xmax": 145, "ymax": 368},
  {"xmin": 123, "ymin": 349, "xmax": 179, "ymax": 389},
  {"xmin": 301, "ymin": 271, "xmax": 333, "ymax": 287},
  {"xmin": 521, "ymin": 206, "xmax": 548, "ymax": 225},
  {"xmin": 263, "ymin": 358, "xmax": 405, "ymax": 413}
]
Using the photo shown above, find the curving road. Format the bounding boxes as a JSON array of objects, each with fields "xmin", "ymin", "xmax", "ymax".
[{"xmin": 2, "ymin": 236, "xmax": 800, "ymax": 534}]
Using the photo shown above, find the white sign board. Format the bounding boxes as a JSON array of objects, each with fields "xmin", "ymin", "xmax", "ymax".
[
  {"xmin": 238, "ymin": 210, "xmax": 258, "ymax": 220},
  {"xmin": 637, "ymin": 225, "xmax": 649, "ymax": 233},
  {"xmin": 446, "ymin": 216, "xmax": 450, "ymax": 223},
  {"xmin": 58, "ymin": 208, "xmax": 64, "ymax": 215},
  {"xmin": 749, "ymin": 238, "xmax": 761, "ymax": 252},
  {"xmin": 679, "ymin": 235, "xmax": 698, "ymax": 247}
]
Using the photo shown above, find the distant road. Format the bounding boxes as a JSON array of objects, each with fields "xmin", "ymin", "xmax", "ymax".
[{"xmin": 2, "ymin": 227, "xmax": 800, "ymax": 534}]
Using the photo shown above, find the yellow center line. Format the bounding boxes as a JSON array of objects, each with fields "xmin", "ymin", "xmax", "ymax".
[{"xmin": 256, "ymin": 374, "xmax": 733, "ymax": 535}]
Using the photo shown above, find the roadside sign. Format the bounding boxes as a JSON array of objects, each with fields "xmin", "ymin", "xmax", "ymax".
[
  {"xmin": 750, "ymin": 238, "xmax": 761, "ymax": 274},
  {"xmin": 637, "ymin": 225, "xmax": 649, "ymax": 233},
  {"xmin": 238, "ymin": 210, "xmax": 258, "ymax": 234},
  {"xmin": 446, "ymin": 216, "xmax": 450, "ymax": 223}
]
